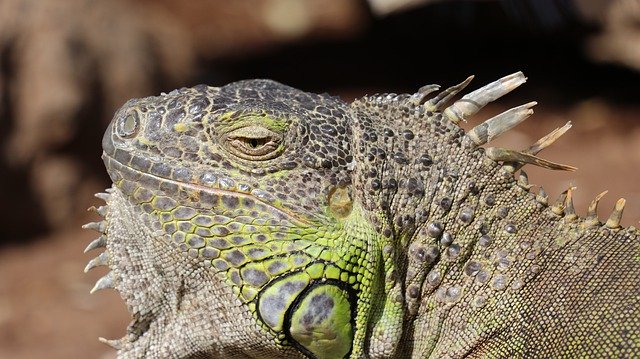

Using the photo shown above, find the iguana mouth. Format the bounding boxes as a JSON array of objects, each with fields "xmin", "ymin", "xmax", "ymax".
[{"xmin": 101, "ymin": 152, "xmax": 313, "ymax": 226}]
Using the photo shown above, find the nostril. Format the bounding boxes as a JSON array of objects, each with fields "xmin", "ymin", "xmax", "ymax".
[{"xmin": 117, "ymin": 112, "xmax": 140, "ymax": 138}]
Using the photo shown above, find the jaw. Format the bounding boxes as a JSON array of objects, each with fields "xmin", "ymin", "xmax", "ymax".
[{"xmin": 86, "ymin": 186, "xmax": 291, "ymax": 358}]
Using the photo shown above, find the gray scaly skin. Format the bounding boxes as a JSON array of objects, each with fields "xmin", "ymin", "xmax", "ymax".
[{"xmin": 84, "ymin": 72, "xmax": 640, "ymax": 358}]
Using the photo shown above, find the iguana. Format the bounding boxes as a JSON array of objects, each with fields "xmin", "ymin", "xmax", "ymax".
[{"xmin": 84, "ymin": 72, "xmax": 640, "ymax": 358}]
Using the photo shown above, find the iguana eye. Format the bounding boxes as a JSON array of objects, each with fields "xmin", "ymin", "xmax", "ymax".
[{"xmin": 224, "ymin": 125, "xmax": 283, "ymax": 160}]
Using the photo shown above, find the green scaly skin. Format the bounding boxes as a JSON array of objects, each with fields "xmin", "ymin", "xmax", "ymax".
[{"xmin": 85, "ymin": 75, "xmax": 640, "ymax": 358}]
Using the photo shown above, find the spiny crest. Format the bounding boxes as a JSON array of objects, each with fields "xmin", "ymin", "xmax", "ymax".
[
  {"xmin": 441, "ymin": 72, "xmax": 526, "ymax": 123},
  {"xmin": 352, "ymin": 74, "xmax": 632, "ymax": 230},
  {"xmin": 412, "ymin": 71, "xmax": 575, "ymax": 172},
  {"xmin": 411, "ymin": 72, "xmax": 633, "ymax": 229},
  {"xmin": 83, "ymin": 190, "xmax": 117, "ymax": 295},
  {"xmin": 546, "ymin": 186, "xmax": 629, "ymax": 230},
  {"xmin": 537, "ymin": 185, "xmax": 632, "ymax": 233}
]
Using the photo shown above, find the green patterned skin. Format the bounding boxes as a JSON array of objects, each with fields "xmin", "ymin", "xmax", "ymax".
[{"xmin": 89, "ymin": 77, "xmax": 639, "ymax": 358}]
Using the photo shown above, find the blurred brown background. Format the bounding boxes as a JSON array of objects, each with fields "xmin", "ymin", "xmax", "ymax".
[{"xmin": 0, "ymin": 0, "xmax": 638, "ymax": 358}]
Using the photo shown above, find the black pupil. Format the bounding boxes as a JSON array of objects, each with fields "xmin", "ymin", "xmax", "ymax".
[{"xmin": 246, "ymin": 137, "xmax": 268, "ymax": 148}]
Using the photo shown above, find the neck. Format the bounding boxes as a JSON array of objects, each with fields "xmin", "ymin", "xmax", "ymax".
[
  {"xmin": 402, "ymin": 154, "xmax": 580, "ymax": 356},
  {"xmin": 347, "ymin": 82, "xmax": 581, "ymax": 357}
]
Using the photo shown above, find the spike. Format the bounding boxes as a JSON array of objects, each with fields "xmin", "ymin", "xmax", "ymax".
[
  {"xmin": 87, "ymin": 205, "xmax": 108, "ymax": 217},
  {"xmin": 94, "ymin": 192, "xmax": 111, "ymax": 202},
  {"xmin": 605, "ymin": 198, "xmax": 626, "ymax": 229},
  {"xmin": 82, "ymin": 220, "xmax": 106, "ymax": 233},
  {"xmin": 84, "ymin": 251, "xmax": 110, "ymax": 273},
  {"xmin": 509, "ymin": 121, "xmax": 573, "ymax": 172},
  {"xmin": 536, "ymin": 186, "xmax": 548, "ymax": 205},
  {"xmin": 105, "ymin": 187, "xmax": 115, "ymax": 194},
  {"xmin": 485, "ymin": 147, "xmax": 577, "ymax": 171},
  {"xmin": 410, "ymin": 84, "xmax": 441, "ymax": 105},
  {"xmin": 517, "ymin": 170, "xmax": 531, "ymax": 189},
  {"xmin": 467, "ymin": 102, "xmax": 536, "ymax": 146},
  {"xmin": 84, "ymin": 235, "xmax": 107, "ymax": 253},
  {"xmin": 425, "ymin": 75, "xmax": 474, "ymax": 111},
  {"xmin": 99, "ymin": 337, "xmax": 123, "ymax": 350},
  {"xmin": 96, "ymin": 206, "xmax": 108, "ymax": 217},
  {"xmin": 584, "ymin": 190, "xmax": 608, "ymax": 227},
  {"xmin": 525, "ymin": 121, "xmax": 572, "ymax": 155},
  {"xmin": 444, "ymin": 71, "xmax": 527, "ymax": 124},
  {"xmin": 551, "ymin": 191, "xmax": 567, "ymax": 215},
  {"xmin": 564, "ymin": 187, "xmax": 577, "ymax": 221},
  {"xmin": 90, "ymin": 271, "xmax": 115, "ymax": 294}
]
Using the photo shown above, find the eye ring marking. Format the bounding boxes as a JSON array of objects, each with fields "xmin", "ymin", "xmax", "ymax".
[
  {"xmin": 117, "ymin": 111, "xmax": 139, "ymax": 138},
  {"xmin": 223, "ymin": 125, "xmax": 284, "ymax": 160}
]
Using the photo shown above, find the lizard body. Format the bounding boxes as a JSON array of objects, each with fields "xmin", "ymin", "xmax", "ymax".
[{"xmin": 85, "ymin": 73, "xmax": 640, "ymax": 358}]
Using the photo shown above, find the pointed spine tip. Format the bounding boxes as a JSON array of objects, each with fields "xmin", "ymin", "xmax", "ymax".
[
  {"xmin": 87, "ymin": 205, "xmax": 108, "ymax": 217},
  {"xmin": 486, "ymin": 147, "xmax": 577, "ymax": 172},
  {"xmin": 90, "ymin": 272, "xmax": 115, "ymax": 294},
  {"xmin": 485, "ymin": 147, "xmax": 577, "ymax": 172},
  {"xmin": 605, "ymin": 198, "xmax": 626, "ymax": 229},
  {"xmin": 84, "ymin": 235, "xmax": 107, "ymax": 253},
  {"xmin": 99, "ymin": 337, "xmax": 123, "ymax": 350},
  {"xmin": 536, "ymin": 187, "xmax": 548, "ymax": 205},
  {"xmin": 564, "ymin": 187, "xmax": 577, "ymax": 220},
  {"xmin": 444, "ymin": 72, "xmax": 527, "ymax": 124},
  {"xmin": 426, "ymin": 75, "xmax": 474, "ymax": 111},
  {"xmin": 517, "ymin": 170, "xmax": 531, "ymax": 189},
  {"xmin": 468, "ymin": 102, "xmax": 536, "ymax": 146},
  {"xmin": 84, "ymin": 251, "xmax": 110, "ymax": 273},
  {"xmin": 411, "ymin": 84, "xmax": 441, "ymax": 105},
  {"xmin": 505, "ymin": 71, "xmax": 527, "ymax": 85},
  {"xmin": 82, "ymin": 221, "xmax": 106, "ymax": 233},
  {"xmin": 522, "ymin": 121, "xmax": 573, "ymax": 159},
  {"xmin": 95, "ymin": 192, "xmax": 111, "ymax": 202},
  {"xmin": 585, "ymin": 190, "xmax": 608, "ymax": 226}
]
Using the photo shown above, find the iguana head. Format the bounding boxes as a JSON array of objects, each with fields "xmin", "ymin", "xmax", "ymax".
[{"xmin": 88, "ymin": 80, "xmax": 382, "ymax": 358}]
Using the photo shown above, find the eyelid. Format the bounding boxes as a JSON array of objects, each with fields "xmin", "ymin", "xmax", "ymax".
[
  {"xmin": 227, "ymin": 126, "xmax": 278, "ymax": 139},
  {"xmin": 222, "ymin": 125, "xmax": 284, "ymax": 160}
]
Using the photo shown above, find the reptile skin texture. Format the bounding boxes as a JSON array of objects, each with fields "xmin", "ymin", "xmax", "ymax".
[{"xmin": 84, "ymin": 72, "xmax": 639, "ymax": 358}]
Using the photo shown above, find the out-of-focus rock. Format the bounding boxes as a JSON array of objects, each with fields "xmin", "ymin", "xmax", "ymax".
[
  {"xmin": 30, "ymin": 155, "xmax": 101, "ymax": 229},
  {"xmin": 0, "ymin": 0, "xmax": 194, "ymax": 166},
  {"xmin": 581, "ymin": 0, "xmax": 640, "ymax": 71}
]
